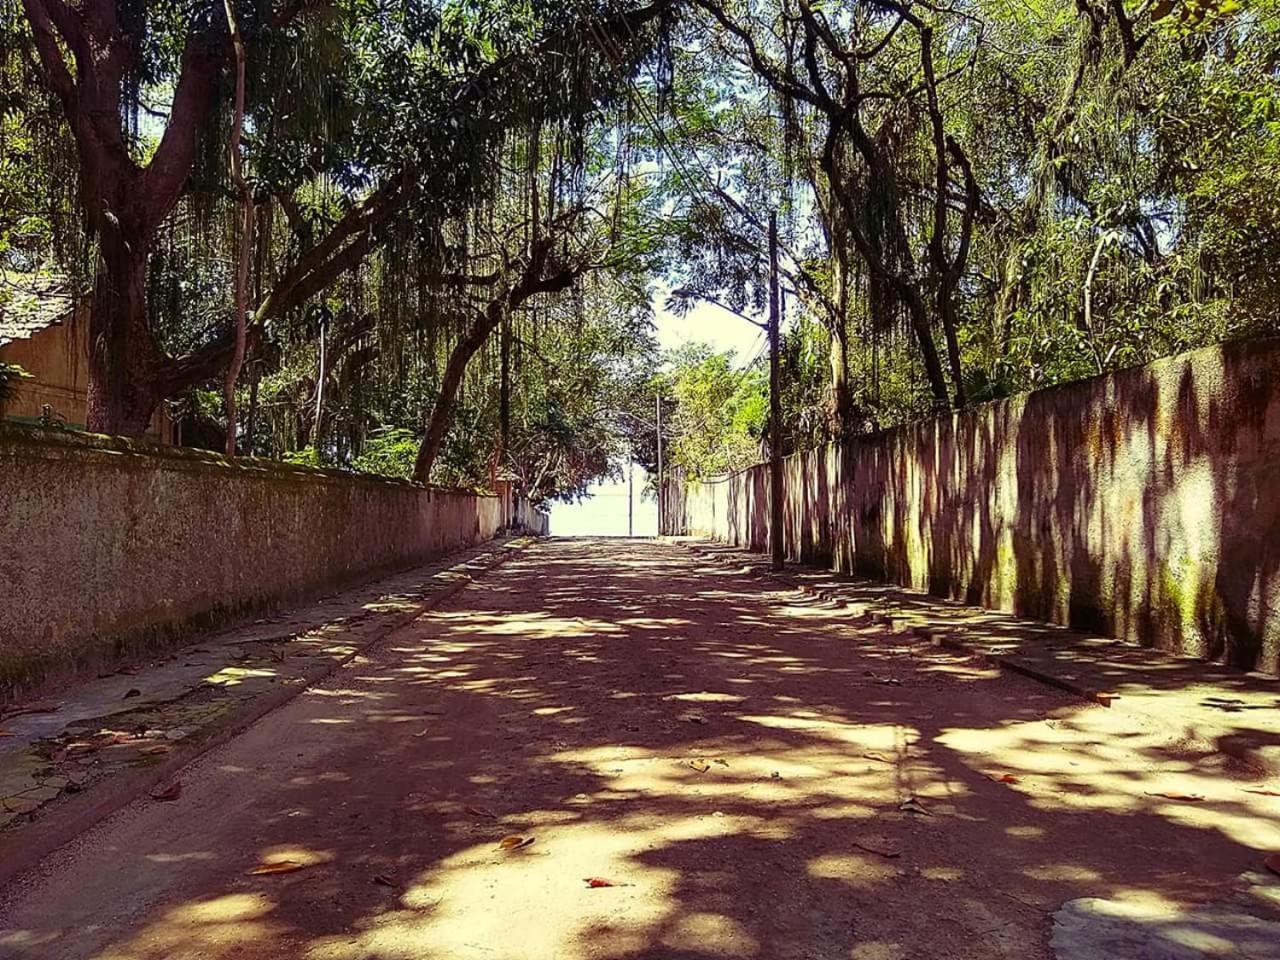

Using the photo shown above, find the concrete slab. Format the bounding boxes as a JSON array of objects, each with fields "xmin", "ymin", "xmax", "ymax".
[{"xmin": 1051, "ymin": 894, "xmax": 1280, "ymax": 959}]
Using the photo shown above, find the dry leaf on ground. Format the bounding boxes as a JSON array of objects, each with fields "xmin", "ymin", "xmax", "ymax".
[
  {"xmin": 986, "ymin": 773, "xmax": 1020, "ymax": 784},
  {"xmin": 584, "ymin": 877, "xmax": 628, "ymax": 888},
  {"xmin": 149, "ymin": 781, "xmax": 182, "ymax": 802},
  {"xmin": 372, "ymin": 873, "xmax": 397, "ymax": 888},
  {"xmin": 853, "ymin": 839, "xmax": 901, "ymax": 859},
  {"xmin": 1145, "ymin": 791, "xmax": 1205, "ymax": 802},
  {"xmin": 248, "ymin": 860, "xmax": 306, "ymax": 876},
  {"xmin": 685, "ymin": 760, "xmax": 712, "ymax": 773},
  {"xmin": 498, "ymin": 835, "xmax": 535, "ymax": 851},
  {"xmin": 865, "ymin": 752, "xmax": 894, "ymax": 764},
  {"xmin": 899, "ymin": 797, "xmax": 929, "ymax": 815}
]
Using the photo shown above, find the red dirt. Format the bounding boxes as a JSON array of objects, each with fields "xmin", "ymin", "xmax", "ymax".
[{"xmin": 0, "ymin": 538, "xmax": 1276, "ymax": 960}]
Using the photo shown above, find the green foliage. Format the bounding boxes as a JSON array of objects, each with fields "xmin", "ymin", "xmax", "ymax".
[
  {"xmin": 351, "ymin": 427, "xmax": 420, "ymax": 481},
  {"xmin": 281, "ymin": 446, "xmax": 327, "ymax": 469},
  {"xmin": 0, "ymin": 361, "xmax": 31, "ymax": 405},
  {"xmin": 660, "ymin": 343, "xmax": 767, "ymax": 479}
]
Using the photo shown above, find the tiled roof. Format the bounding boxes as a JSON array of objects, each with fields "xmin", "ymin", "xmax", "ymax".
[{"xmin": 0, "ymin": 274, "xmax": 77, "ymax": 347}]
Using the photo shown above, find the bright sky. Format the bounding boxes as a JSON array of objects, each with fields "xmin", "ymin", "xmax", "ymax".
[
  {"xmin": 547, "ymin": 290, "xmax": 763, "ymax": 536},
  {"xmin": 652, "ymin": 286, "xmax": 767, "ymax": 362}
]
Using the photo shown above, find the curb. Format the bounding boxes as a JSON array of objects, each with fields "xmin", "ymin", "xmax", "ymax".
[
  {"xmin": 672, "ymin": 538, "xmax": 1279, "ymax": 778},
  {"xmin": 0, "ymin": 538, "xmax": 531, "ymax": 890}
]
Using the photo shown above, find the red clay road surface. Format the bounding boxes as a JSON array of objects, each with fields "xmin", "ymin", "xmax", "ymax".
[{"xmin": 1, "ymin": 538, "xmax": 1277, "ymax": 960}]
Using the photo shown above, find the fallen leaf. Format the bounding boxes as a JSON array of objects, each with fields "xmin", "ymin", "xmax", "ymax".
[
  {"xmin": 899, "ymin": 797, "xmax": 930, "ymax": 815},
  {"xmin": 372, "ymin": 873, "xmax": 397, "ymax": 888},
  {"xmin": 150, "ymin": 781, "xmax": 182, "ymax": 802},
  {"xmin": 685, "ymin": 760, "xmax": 712, "ymax": 773},
  {"xmin": 466, "ymin": 805, "xmax": 499, "ymax": 819},
  {"xmin": 713, "ymin": 758, "xmax": 729, "ymax": 767},
  {"xmin": 123, "ymin": 689, "xmax": 142, "ymax": 699},
  {"xmin": 986, "ymin": 773, "xmax": 1021, "ymax": 784},
  {"xmin": 248, "ymin": 860, "xmax": 307, "ymax": 876},
  {"xmin": 1145, "ymin": 791, "xmax": 1205, "ymax": 802},
  {"xmin": 853, "ymin": 839, "xmax": 902, "ymax": 859},
  {"xmin": 1243, "ymin": 788, "xmax": 1280, "ymax": 798},
  {"xmin": 584, "ymin": 877, "xmax": 626, "ymax": 888},
  {"xmin": 865, "ymin": 752, "xmax": 894, "ymax": 764},
  {"xmin": 0, "ymin": 701, "xmax": 62, "ymax": 720},
  {"xmin": 498, "ymin": 835, "xmax": 535, "ymax": 851},
  {"xmin": 680, "ymin": 714, "xmax": 708, "ymax": 725},
  {"xmin": 1266, "ymin": 853, "xmax": 1280, "ymax": 877}
]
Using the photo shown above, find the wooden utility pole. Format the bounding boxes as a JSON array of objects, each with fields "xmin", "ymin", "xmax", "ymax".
[
  {"xmin": 768, "ymin": 212, "xmax": 784, "ymax": 571},
  {"xmin": 656, "ymin": 395, "xmax": 664, "ymax": 536}
]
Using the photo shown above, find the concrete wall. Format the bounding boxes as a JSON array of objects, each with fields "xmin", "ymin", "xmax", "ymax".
[
  {"xmin": 0, "ymin": 308, "xmax": 173, "ymax": 442},
  {"xmin": 666, "ymin": 339, "xmax": 1280, "ymax": 676},
  {"xmin": 0, "ymin": 426, "xmax": 541, "ymax": 701}
]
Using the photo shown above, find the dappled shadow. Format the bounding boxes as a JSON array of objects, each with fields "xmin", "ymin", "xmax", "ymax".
[
  {"xmin": 671, "ymin": 339, "xmax": 1280, "ymax": 676},
  {"xmin": 1, "ymin": 539, "xmax": 1277, "ymax": 960}
]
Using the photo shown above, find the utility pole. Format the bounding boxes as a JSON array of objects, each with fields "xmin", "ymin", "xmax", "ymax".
[
  {"xmin": 628, "ymin": 459, "xmax": 634, "ymax": 538},
  {"xmin": 655, "ymin": 395, "xmax": 664, "ymax": 536},
  {"xmin": 768, "ymin": 212, "xmax": 784, "ymax": 572}
]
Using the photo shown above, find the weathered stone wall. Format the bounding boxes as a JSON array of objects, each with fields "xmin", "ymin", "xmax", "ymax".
[
  {"xmin": 666, "ymin": 339, "xmax": 1280, "ymax": 675},
  {"xmin": 0, "ymin": 426, "xmax": 539, "ymax": 700}
]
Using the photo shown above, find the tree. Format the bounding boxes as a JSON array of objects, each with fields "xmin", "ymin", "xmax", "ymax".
[{"xmin": 11, "ymin": 0, "xmax": 675, "ymax": 437}]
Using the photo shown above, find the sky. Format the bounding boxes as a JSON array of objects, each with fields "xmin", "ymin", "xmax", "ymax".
[{"xmin": 547, "ymin": 291, "xmax": 763, "ymax": 537}]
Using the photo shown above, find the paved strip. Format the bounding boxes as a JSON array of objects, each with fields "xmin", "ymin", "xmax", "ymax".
[{"xmin": 0, "ymin": 537, "xmax": 532, "ymax": 887}]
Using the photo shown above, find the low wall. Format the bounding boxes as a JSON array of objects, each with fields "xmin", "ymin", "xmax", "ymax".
[
  {"xmin": 0, "ymin": 426, "xmax": 542, "ymax": 701},
  {"xmin": 666, "ymin": 339, "xmax": 1280, "ymax": 675}
]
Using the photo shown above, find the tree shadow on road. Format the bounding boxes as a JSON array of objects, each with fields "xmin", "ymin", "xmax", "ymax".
[{"xmin": 3, "ymin": 539, "xmax": 1278, "ymax": 960}]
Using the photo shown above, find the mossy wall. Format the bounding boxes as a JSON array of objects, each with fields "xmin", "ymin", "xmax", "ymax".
[
  {"xmin": 0, "ymin": 427, "xmax": 528, "ymax": 701},
  {"xmin": 667, "ymin": 339, "xmax": 1280, "ymax": 676}
]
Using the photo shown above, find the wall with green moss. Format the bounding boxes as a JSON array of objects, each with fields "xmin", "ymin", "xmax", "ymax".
[
  {"xmin": 667, "ymin": 339, "xmax": 1280, "ymax": 675},
  {"xmin": 0, "ymin": 427, "xmax": 525, "ymax": 701}
]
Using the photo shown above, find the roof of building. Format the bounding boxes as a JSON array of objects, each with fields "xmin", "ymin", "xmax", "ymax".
[{"xmin": 0, "ymin": 274, "xmax": 78, "ymax": 348}]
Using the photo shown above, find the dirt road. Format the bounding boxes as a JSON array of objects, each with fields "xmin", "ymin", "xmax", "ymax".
[{"xmin": 1, "ymin": 539, "xmax": 1277, "ymax": 960}]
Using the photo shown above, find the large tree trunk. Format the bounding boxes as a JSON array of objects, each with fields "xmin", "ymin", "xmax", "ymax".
[
  {"xmin": 85, "ymin": 231, "xmax": 166, "ymax": 436},
  {"xmin": 938, "ymin": 286, "xmax": 966, "ymax": 407},
  {"xmin": 901, "ymin": 289, "xmax": 951, "ymax": 408},
  {"xmin": 413, "ymin": 238, "xmax": 578, "ymax": 484},
  {"xmin": 414, "ymin": 305, "xmax": 503, "ymax": 484}
]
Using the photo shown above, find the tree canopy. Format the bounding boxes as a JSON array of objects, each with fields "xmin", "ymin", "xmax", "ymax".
[{"xmin": 2, "ymin": 0, "xmax": 1276, "ymax": 500}]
